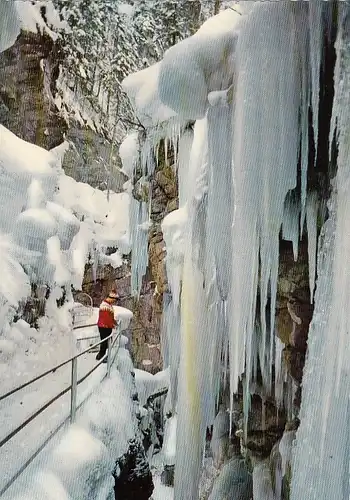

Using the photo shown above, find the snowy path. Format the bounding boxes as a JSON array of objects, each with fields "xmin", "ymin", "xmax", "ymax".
[{"xmin": 0, "ymin": 331, "xmax": 105, "ymax": 492}]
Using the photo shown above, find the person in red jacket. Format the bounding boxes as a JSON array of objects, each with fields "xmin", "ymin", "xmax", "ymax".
[{"xmin": 96, "ymin": 290, "xmax": 118, "ymax": 360}]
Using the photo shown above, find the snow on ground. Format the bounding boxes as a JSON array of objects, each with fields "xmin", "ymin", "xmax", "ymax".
[
  {"xmin": 0, "ymin": 347, "xmax": 104, "ymax": 493},
  {"xmin": 2, "ymin": 347, "xmax": 135, "ymax": 500},
  {"xmin": 0, "ymin": 302, "xmax": 134, "ymax": 493}
]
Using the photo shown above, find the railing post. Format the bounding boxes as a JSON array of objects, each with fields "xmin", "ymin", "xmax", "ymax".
[
  {"xmin": 70, "ymin": 357, "xmax": 78, "ymax": 423},
  {"xmin": 107, "ymin": 336, "xmax": 112, "ymax": 377}
]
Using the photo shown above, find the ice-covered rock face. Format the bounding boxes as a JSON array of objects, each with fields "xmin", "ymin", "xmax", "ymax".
[{"xmin": 0, "ymin": 124, "xmax": 129, "ymax": 309}]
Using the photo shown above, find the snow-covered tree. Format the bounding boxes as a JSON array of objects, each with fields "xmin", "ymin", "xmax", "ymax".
[{"xmin": 132, "ymin": 0, "xmax": 201, "ymax": 62}]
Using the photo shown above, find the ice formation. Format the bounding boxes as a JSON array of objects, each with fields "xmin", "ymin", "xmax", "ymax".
[
  {"xmin": 291, "ymin": 9, "xmax": 350, "ymax": 499},
  {"xmin": 163, "ymin": 415, "xmax": 177, "ymax": 467},
  {"xmin": 0, "ymin": 0, "xmax": 20, "ymax": 53},
  {"xmin": 123, "ymin": 1, "xmax": 350, "ymax": 499}
]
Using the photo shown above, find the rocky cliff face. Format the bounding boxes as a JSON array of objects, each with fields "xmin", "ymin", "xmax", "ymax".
[
  {"xmin": 124, "ymin": 137, "xmax": 179, "ymax": 373},
  {"xmin": 0, "ymin": 30, "xmax": 66, "ymax": 148},
  {"xmin": 62, "ymin": 126, "xmax": 127, "ymax": 192}
]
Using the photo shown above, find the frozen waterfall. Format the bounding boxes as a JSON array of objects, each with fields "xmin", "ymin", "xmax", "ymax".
[{"xmin": 122, "ymin": 2, "xmax": 350, "ymax": 499}]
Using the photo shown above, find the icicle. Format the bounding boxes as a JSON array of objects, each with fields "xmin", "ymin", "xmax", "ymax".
[
  {"xmin": 174, "ymin": 252, "xmax": 207, "ymax": 500},
  {"xmin": 164, "ymin": 137, "xmax": 168, "ymax": 168},
  {"xmin": 299, "ymin": 15, "xmax": 310, "ymax": 235},
  {"xmin": 0, "ymin": 0, "xmax": 20, "ymax": 54},
  {"xmin": 161, "ymin": 292, "xmax": 181, "ymax": 410},
  {"xmin": 308, "ymin": 0, "xmax": 324, "ymax": 157},
  {"xmin": 306, "ymin": 191, "xmax": 319, "ymax": 303},
  {"xmin": 274, "ymin": 337, "xmax": 284, "ymax": 409},
  {"xmin": 279, "ymin": 430, "xmax": 295, "ymax": 478},
  {"xmin": 253, "ymin": 460, "xmax": 275, "ymax": 500},
  {"xmin": 177, "ymin": 130, "xmax": 194, "ymax": 208},
  {"xmin": 230, "ymin": 3, "xmax": 302, "ymax": 403},
  {"xmin": 206, "ymin": 89, "xmax": 234, "ymax": 300},
  {"xmin": 242, "ymin": 376, "xmax": 250, "ymax": 443},
  {"xmin": 282, "ymin": 192, "xmax": 300, "ymax": 261},
  {"xmin": 291, "ymin": 21, "xmax": 350, "ymax": 486},
  {"xmin": 174, "ymin": 117, "xmax": 213, "ymax": 500},
  {"xmin": 130, "ymin": 198, "xmax": 149, "ymax": 296}
]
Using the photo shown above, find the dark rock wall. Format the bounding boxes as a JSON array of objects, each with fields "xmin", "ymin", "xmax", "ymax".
[{"xmin": 0, "ymin": 30, "xmax": 66, "ymax": 148}]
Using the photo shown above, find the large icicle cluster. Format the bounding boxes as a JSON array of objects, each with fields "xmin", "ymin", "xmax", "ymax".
[
  {"xmin": 122, "ymin": 2, "xmax": 349, "ymax": 499},
  {"xmin": 291, "ymin": 8, "xmax": 350, "ymax": 499}
]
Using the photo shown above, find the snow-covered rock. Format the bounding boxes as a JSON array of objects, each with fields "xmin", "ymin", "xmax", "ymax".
[
  {"xmin": 119, "ymin": 132, "xmax": 140, "ymax": 178},
  {"xmin": 122, "ymin": 63, "xmax": 177, "ymax": 126},
  {"xmin": 158, "ymin": 9, "xmax": 244, "ymax": 119},
  {"xmin": 208, "ymin": 457, "xmax": 252, "ymax": 500}
]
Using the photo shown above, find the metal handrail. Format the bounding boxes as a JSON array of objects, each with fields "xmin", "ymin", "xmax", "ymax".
[
  {"xmin": 0, "ymin": 369, "xmax": 108, "ymax": 498},
  {"xmin": 76, "ymin": 334, "xmax": 99, "ymax": 341},
  {"xmin": 0, "ymin": 332, "xmax": 121, "ymax": 449},
  {"xmin": 0, "ymin": 385, "xmax": 72, "ymax": 449},
  {"xmin": 0, "ymin": 326, "xmax": 113, "ymax": 403},
  {"xmin": 0, "ymin": 311, "xmax": 123, "ymax": 498},
  {"xmin": 75, "ymin": 292, "xmax": 93, "ymax": 308}
]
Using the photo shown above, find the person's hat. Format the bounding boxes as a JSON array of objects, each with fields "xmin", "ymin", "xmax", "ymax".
[{"xmin": 108, "ymin": 291, "xmax": 118, "ymax": 299}]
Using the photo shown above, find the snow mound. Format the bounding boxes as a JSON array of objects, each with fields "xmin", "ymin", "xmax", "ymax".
[
  {"xmin": 122, "ymin": 63, "xmax": 177, "ymax": 126},
  {"xmin": 48, "ymin": 425, "xmax": 113, "ymax": 499},
  {"xmin": 119, "ymin": 132, "xmax": 140, "ymax": 178},
  {"xmin": 134, "ymin": 368, "xmax": 170, "ymax": 406},
  {"xmin": 55, "ymin": 174, "xmax": 130, "ymax": 254},
  {"xmin": 158, "ymin": 9, "xmax": 244, "ymax": 119},
  {"xmin": 5, "ymin": 349, "xmax": 136, "ymax": 500}
]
